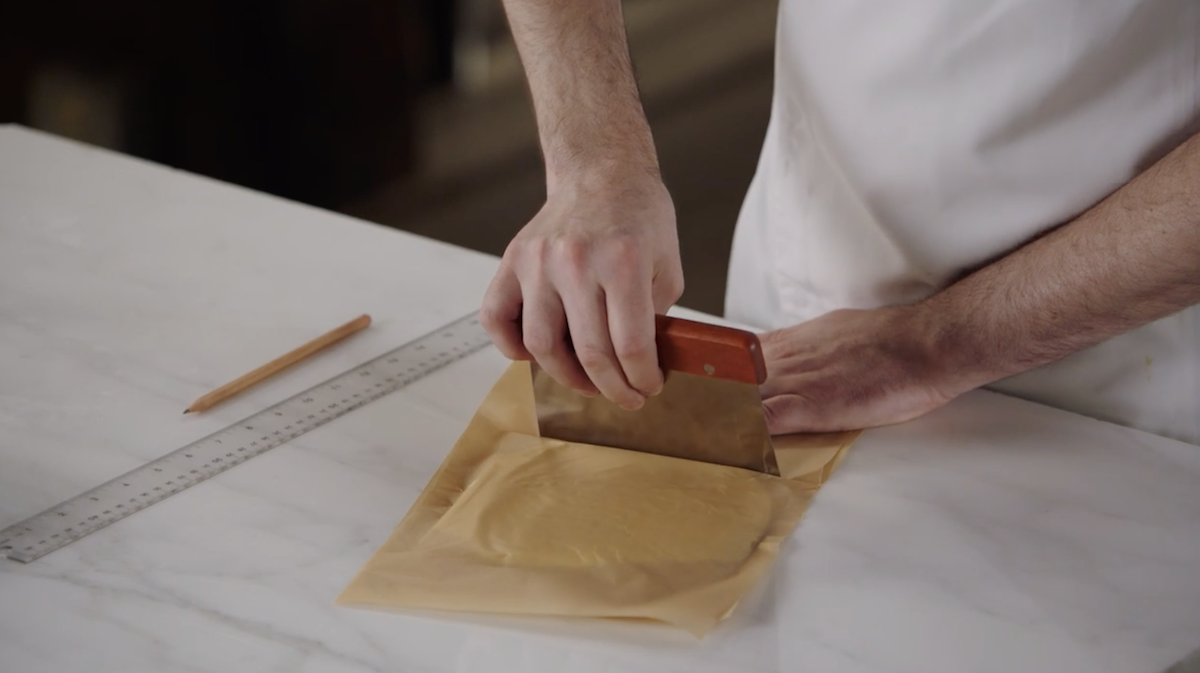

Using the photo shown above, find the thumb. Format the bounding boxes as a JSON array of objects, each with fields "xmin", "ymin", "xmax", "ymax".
[
  {"xmin": 763, "ymin": 394, "xmax": 827, "ymax": 435},
  {"xmin": 650, "ymin": 267, "xmax": 684, "ymax": 314}
]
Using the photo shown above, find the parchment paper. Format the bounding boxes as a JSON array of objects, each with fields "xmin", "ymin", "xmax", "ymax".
[{"xmin": 336, "ymin": 361, "xmax": 859, "ymax": 637}]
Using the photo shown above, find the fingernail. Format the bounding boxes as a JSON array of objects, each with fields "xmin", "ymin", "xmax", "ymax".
[
  {"xmin": 637, "ymin": 378, "xmax": 664, "ymax": 399},
  {"xmin": 620, "ymin": 396, "xmax": 645, "ymax": 411},
  {"xmin": 581, "ymin": 388, "xmax": 599, "ymax": 398}
]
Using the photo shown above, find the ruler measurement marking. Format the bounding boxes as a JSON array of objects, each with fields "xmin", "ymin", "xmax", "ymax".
[{"xmin": 1, "ymin": 313, "xmax": 490, "ymax": 563}]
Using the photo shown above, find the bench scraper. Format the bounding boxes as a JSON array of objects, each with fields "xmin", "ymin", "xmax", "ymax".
[{"xmin": 532, "ymin": 315, "xmax": 780, "ymax": 475}]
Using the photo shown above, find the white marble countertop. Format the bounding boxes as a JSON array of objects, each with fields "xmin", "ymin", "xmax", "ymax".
[{"xmin": 1, "ymin": 124, "xmax": 1199, "ymax": 673}]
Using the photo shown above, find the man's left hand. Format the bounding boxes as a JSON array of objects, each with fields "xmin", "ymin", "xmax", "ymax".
[{"xmin": 759, "ymin": 307, "xmax": 962, "ymax": 434}]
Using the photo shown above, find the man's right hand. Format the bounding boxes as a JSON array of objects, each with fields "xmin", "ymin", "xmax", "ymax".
[
  {"xmin": 487, "ymin": 0, "xmax": 681, "ymax": 408},
  {"xmin": 481, "ymin": 174, "xmax": 683, "ymax": 411}
]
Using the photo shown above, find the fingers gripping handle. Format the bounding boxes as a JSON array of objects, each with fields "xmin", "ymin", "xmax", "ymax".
[{"xmin": 655, "ymin": 315, "xmax": 768, "ymax": 385}]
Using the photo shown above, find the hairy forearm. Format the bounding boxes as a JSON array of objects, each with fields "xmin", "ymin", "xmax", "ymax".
[
  {"xmin": 921, "ymin": 131, "xmax": 1200, "ymax": 392},
  {"xmin": 501, "ymin": 0, "xmax": 658, "ymax": 189}
]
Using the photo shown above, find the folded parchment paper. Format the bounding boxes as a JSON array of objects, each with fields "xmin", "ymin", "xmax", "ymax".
[{"xmin": 336, "ymin": 361, "xmax": 859, "ymax": 636}]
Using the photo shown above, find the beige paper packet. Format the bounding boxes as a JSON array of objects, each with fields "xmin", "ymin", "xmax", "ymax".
[{"xmin": 336, "ymin": 361, "xmax": 859, "ymax": 637}]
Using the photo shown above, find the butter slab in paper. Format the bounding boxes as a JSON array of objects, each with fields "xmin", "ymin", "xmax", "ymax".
[{"xmin": 336, "ymin": 361, "xmax": 858, "ymax": 637}]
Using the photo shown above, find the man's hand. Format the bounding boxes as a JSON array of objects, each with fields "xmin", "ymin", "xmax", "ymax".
[
  {"xmin": 485, "ymin": 0, "xmax": 683, "ymax": 409},
  {"xmin": 481, "ymin": 176, "xmax": 683, "ymax": 410},
  {"xmin": 759, "ymin": 307, "xmax": 960, "ymax": 435},
  {"xmin": 763, "ymin": 129, "xmax": 1200, "ymax": 436}
]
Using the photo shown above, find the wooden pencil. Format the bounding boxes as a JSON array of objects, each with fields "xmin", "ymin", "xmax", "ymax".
[{"xmin": 184, "ymin": 314, "xmax": 372, "ymax": 414}]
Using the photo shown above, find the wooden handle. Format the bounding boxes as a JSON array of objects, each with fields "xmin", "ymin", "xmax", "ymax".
[{"xmin": 654, "ymin": 315, "xmax": 767, "ymax": 385}]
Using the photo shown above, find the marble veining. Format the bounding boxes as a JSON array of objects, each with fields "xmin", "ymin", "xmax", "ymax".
[{"xmin": 2, "ymin": 125, "xmax": 1199, "ymax": 673}]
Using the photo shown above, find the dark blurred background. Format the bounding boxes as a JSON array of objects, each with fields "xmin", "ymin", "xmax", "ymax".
[{"xmin": 0, "ymin": 0, "xmax": 776, "ymax": 314}]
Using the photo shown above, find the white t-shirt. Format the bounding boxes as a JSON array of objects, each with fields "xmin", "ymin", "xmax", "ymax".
[{"xmin": 725, "ymin": 0, "xmax": 1200, "ymax": 445}]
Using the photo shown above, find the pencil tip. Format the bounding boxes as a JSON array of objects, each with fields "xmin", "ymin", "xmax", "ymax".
[{"xmin": 182, "ymin": 409, "xmax": 192, "ymax": 415}]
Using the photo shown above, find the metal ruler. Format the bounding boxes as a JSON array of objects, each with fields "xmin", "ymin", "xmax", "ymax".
[{"xmin": 1, "ymin": 311, "xmax": 492, "ymax": 563}]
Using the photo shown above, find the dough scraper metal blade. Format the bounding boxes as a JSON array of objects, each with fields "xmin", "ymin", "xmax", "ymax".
[{"xmin": 532, "ymin": 315, "xmax": 780, "ymax": 476}]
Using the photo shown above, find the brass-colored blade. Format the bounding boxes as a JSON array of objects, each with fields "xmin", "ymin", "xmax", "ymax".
[{"xmin": 532, "ymin": 364, "xmax": 779, "ymax": 476}]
